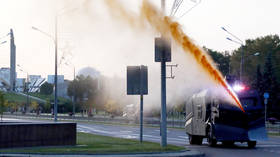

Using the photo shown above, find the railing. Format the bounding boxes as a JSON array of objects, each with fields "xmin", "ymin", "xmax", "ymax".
[{"xmin": 266, "ymin": 122, "xmax": 280, "ymax": 134}]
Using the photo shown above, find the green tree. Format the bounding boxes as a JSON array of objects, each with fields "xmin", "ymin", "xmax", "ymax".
[
  {"xmin": 30, "ymin": 101, "xmax": 39, "ymax": 113},
  {"xmin": 104, "ymin": 99, "xmax": 122, "ymax": 117},
  {"xmin": 40, "ymin": 82, "xmax": 53, "ymax": 95},
  {"xmin": 8, "ymin": 102, "xmax": 18, "ymax": 113},
  {"xmin": 229, "ymin": 35, "xmax": 280, "ymax": 118},
  {"xmin": 0, "ymin": 91, "xmax": 5, "ymax": 121},
  {"xmin": 263, "ymin": 52, "xmax": 279, "ymax": 118},
  {"xmin": 230, "ymin": 35, "xmax": 280, "ymax": 84},
  {"xmin": 263, "ymin": 52, "xmax": 278, "ymax": 93},
  {"xmin": 204, "ymin": 47, "xmax": 230, "ymax": 76},
  {"xmin": 67, "ymin": 75, "xmax": 99, "ymax": 113},
  {"xmin": 253, "ymin": 65, "xmax": 264, "ymax": 95},
  {"xmin": 44, "ymin": 99, "xmax": 51, "ymax": 113}
]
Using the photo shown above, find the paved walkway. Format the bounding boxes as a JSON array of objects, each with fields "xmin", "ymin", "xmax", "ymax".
[{"xmin": 0, "ymin": 150, "xmax": 204, "ymax": 157}]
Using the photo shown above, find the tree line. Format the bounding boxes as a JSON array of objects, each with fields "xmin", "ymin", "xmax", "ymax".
[
  {"xmin": 1, "ymin": 34, "xmax": 279, "ymax": 119},
  {"xmin": 67, "ymin": 75, "xmax": 128, "ymax": 117},
  {"xmin": 65, "ymin": 34, "xmax": 280, "ymax": 119},
  {"xmin": 205, "ymin": 34, "xmax": 280, "ymax": 119}
]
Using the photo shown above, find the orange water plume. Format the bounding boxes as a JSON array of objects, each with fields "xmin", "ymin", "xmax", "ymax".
[
  {"xmin": 140, "ymin": 1, "xmax": 244, "ymax": 112},
  {"xmin": 104, "ymin": 0, "xmax": 244, "ymax": 112}
]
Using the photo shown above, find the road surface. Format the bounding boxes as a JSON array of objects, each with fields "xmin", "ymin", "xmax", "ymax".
[{"xmin": 4, "ymin": 118, "xmax": 280, "ymax": 157}]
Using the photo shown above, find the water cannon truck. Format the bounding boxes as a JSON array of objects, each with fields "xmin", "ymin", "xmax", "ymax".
[{"xmin": 185, "ymin": 76, "xmax": 267, "ymax": 148}]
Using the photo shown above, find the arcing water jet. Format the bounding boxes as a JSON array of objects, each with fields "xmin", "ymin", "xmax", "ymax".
[{"xmin": 104, "ymin": 0, "xmax": 244, "ymax": 112}]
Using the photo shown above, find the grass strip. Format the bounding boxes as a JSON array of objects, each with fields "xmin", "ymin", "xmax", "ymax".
[
  {"xmin": 3, "ymin": 92, "xmax": 39, "ymax": 103},
  {"xmin": 0, "ymin": 132, "xmax": 184, "ymax": 154},
  {"xmin": 268, "ymin": 132, "xmax": 280, "ymax": 136}
]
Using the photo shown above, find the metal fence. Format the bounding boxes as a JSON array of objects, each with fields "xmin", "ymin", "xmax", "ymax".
[{"xmin": 266, "ymin": 122, "xmax": 280, "ymax": 134}]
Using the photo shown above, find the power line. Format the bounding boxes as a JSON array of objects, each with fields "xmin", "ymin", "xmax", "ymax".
[
  {"xmin": 170, "ymin": 0, "xmax": 184, "ymax": 17},
  {"xmin": 179, "ymin": 0, "xmax": 201, "ymax": 18}
]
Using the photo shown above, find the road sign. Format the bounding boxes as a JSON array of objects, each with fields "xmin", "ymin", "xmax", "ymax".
[
  {"xmin": 155, "ymin": 37, "xmax": 171, "ymax": 62},
  {"xmin": 126, "ymin": 65, "xmax": 148, "ymax": 143},
  {"xmin": 127, "ymin": 66, "xmax": 148, "ymax": 95},
  {"xmin": 264, "ymin": 92, "xmax": 269, "ymax": 99}
]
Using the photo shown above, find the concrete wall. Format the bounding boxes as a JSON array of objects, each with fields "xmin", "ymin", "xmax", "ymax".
[{"xmin": 0, "ymin": 122, "xmax": 76, "ymax": 148}]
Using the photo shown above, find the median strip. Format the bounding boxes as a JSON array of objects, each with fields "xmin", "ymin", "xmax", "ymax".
[{"xmin": 0, "ymin": 132, "xmax": 185, "ymax": 155}]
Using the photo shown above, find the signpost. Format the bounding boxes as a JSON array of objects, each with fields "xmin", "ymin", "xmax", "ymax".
[
  {"xmin": 127, "ymin": 65, "xmax": 148, "ymax": 143},
  {"xmin": 155, "ymin": 37, "xmax": 171, "ymax": 147},
  {"xmin": 263, "ymin": 92, "xmax": 269, "ymax": 122}
]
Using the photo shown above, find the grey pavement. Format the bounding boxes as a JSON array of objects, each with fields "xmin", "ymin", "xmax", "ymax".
[{"xmin": 0, "ymin": 150, "xmax": 204, "ymax": 157}]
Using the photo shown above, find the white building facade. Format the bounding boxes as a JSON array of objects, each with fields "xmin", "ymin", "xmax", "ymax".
[{"xmin": 47, "ymin": 75, "xmax": 64, "ymax": 84}]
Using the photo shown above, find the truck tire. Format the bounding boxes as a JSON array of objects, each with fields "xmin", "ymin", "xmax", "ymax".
[
  {"xmin": 189, "ymin": 135, "xmax": 203, "ymax": 145},
  {"xmin": 189, "ymin": 135, "xmax": 195, "ymax": 145},
  {"xmin": 196, "ymin": 136, "xmax": 203, "ymax": 145},
  {"xmin": 222, "ymin": 141, "xmax": 234, "ymax": 146},
  {"xmin": 207, "ymin": 126, "xmax": 217, "ymax": 147},
  {"xmin": 248, "ymin": 141, "xmax": 257, "ymax": 148}
]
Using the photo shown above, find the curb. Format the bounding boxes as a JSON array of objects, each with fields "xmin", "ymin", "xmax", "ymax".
[{"xmin": 0, "ymin": 150, "xmax": 204, "ymax": 157}]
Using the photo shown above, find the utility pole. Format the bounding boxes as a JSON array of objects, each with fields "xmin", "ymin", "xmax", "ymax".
[
  {"xmin": 10, "ymin": 29, "xmax": 16, "ymax": 92},
  {"xmin": 161, "ymin": 0, "xmax": 165, "ymax": 13},
  {"xmin": 240, "ymin": 47, "xmax": 244, "ymax": 82},
  {"xmin": 54, "ymin": 16, "xmax": 58, "ymax": 122},
  {"xmin": 160, "ymin": 0, "xmax": 167, "ymax": 147},
  {"xmin": 73, "ymin": 67, "xmax": 75, "ymax": 116}
]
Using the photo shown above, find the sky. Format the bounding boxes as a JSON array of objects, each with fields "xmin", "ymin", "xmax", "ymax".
[{"xmin": 0, "ymin": 0, "xmax": 279, "ymax": 80}]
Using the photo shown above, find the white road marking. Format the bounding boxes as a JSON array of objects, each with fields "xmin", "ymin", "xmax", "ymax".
[
  {"xmin": 120, "ymin": 130, "xmax": 133, "ymax": 133},
  {"xmin": 78, "ymin": 125, "xmax": 118, "ymax": 135},
  {"xmin": 257, "ymin": 144, "xmax": 280, "ymax": 147},
  {"xmin": 154, "ymin": 129, "xmax": 170, "ymax": 133},
  {"xmin": 178, "ymin": 136, "xmax": 188, "ymax": 139}
]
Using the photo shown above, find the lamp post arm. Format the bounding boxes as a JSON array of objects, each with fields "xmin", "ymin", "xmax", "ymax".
[
  {"xmin": 32, "ymin": 27, "xmax": 55, "ymax": 44},
  {"xmin": 221, "ymin": 27, "xmax": 243, "ymax": 44}
]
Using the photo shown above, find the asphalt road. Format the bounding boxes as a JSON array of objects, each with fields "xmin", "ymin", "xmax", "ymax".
[
  {"xmin": 77, "ymin": 122, "xmax": 280, "ymax": 157},
  {"xmin": 4, "ymin": 118, "xmax": 280, "ymax": 157}
]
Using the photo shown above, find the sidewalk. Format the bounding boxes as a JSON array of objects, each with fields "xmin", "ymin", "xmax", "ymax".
[{"xmin": 0, "ymin": 150, "xmax": 204, "ymax": 157}]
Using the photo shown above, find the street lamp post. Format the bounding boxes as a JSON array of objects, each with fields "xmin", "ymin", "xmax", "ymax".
[
  {"xmin": 0, "ymin": 41, "xmax": 7, "ymax": 45},
  {"xmin": 32, "ymin": 18, "xmax": 58, "ymax": 121},
  {"xmin": 17, "ymin": 64, "xmax": 29, "ymax": 114},
  {"xmin": 54, "ymin": 16, "xmax": 58, "ymax": 122},
  {"xmin": 243, "ymin": 52, "xmax": 260, "ymax": 61},
  {"xmin": 222, "ymin": 27, "xmax": 244, "ymax": 81},
  {"xmin": 32, "ymin": 7, "xmax": 77, "ymax": 122}
]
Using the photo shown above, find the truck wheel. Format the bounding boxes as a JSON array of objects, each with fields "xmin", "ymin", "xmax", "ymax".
[
  {"xmin": 248, "ymin": 141, "xmax": 256, "ymax": 148},
  {"xmin": 222, "ymin": 141, "xmax": 234, "ymax": 146},
  {"xmin": 189, "ymin": 135, "xmax": 195, "ymax": 145},
  {"xmin": 189, "ymin": 135, "xmax": 203, "ymax": 145},
  {"xmin": 196, "ymin": 136, "xmax": 203, "ymax": 145},
  {"xmin": 207, "ymin": 126, "xmax": 216, "ymax": 147}
]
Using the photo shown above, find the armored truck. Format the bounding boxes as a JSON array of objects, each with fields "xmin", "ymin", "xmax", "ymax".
[{"xmin": 185, "ymin": 88, "xmax": 266, "ymax": 148}]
